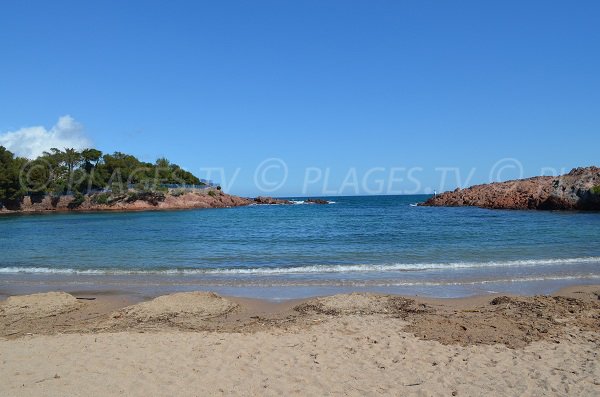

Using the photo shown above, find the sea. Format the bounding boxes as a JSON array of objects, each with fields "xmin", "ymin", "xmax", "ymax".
[{"xmin": 1, "ymin": 195, "xmax": 599, "ymax": 300}]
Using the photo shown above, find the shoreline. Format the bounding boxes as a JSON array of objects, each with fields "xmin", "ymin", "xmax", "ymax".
[
  {"xmin": 0, "ymin": 195, "xmax": 334, "ymax": 216},
  {"xmin": 2, "ymin": 283, "xmax": 594, "ymax": 312},
  {"xmin": 1, "ymin": 270, "xmax": 599, "ymax": 301},
  {"xmin": 0, "ymin": 202, "xmax": 248, "ymax": 217}
]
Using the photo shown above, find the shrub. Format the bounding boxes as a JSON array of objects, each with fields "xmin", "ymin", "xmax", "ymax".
[
  {"xmin": 126, "ymin": 192, "xmax": 141, "ymax": 203},
  {"xmin": 591, "ymin": 185, "xmax": 600, "ymax": 195},
  {"xmin": 126, "ymin": 191, "xmax": 165, "ymax": 205},
  {"xmin": 68, "ymin": 192, "xmax": 86, "ymax": 209},
  {"xmin": 107, "ymin": 194, "xmax": 127, "ymax": 205},
  {"xmin": 208, "ymin": 190, "xmax": 216, "ymax": 197},
  {"xmin": 109, "ymin": 182, "xmax": 127, "ymax": 195},
  {"xmin": 92, "ymin": 193, "xmax": 110, "ymax": 205}
]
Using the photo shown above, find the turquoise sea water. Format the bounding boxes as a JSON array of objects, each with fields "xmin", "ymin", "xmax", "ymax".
[{"xmin": 1, "ymin": 195, "xmax": 599, "ymax": 299}]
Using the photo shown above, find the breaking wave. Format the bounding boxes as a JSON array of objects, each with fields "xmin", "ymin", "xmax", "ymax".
[{"xmin": 0, "ymin": 256, "xmax": 598, "ymax": 275}]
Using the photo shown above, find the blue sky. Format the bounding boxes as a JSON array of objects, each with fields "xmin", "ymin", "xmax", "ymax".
[{"xmin": 1, "ymin": 1, "xmax": 598, "ymax": 196}]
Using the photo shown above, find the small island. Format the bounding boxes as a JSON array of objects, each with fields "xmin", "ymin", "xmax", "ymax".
[{"xmin": 421, "ymin": 166, "xmax": 600, "ymax": 210}]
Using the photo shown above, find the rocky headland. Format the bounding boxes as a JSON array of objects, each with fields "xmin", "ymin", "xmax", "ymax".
[
  {"xmin": 421, "ymin": 166, "xmax": 600, "ymax": 210},
  {"xmin": 0, "ymin": 190, "xmax": 253, "ymax": 215},
  {"xmin": 0, "ymin": 191, "xmax": 336, "ymax": 215}
]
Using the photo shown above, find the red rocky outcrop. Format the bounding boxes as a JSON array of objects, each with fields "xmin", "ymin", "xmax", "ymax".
[{"xmin": 420, "ymin": 166, "xmax": 600, "ymax": 210}]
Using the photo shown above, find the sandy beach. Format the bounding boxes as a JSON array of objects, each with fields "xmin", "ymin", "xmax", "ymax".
[
  {"xmin": 2, "ymin": 1, "xmax": 599, "ymax": 396},
  {"xmin": 1, "ymin": 286, "xmax": 599, "ymax": 396}
]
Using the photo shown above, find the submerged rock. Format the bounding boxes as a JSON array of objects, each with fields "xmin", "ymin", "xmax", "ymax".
[
  {"xmin": 305, "ymin": 198, "xmax": 330, "ymax": 205},
  {"xmin": 253, "ymin": 196, "xmax": 292, "ymax": 205}
]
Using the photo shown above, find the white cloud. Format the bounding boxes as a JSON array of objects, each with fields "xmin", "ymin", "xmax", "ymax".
[{"xmin": 0, "ymin": 116, "xmax": 92, "ymax": 159}]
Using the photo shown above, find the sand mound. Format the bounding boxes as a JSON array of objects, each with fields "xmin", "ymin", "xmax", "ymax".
[
  {"xmin": 0, "ymin": 292, "xmax": 81, "ymax": 318},
  {"xmin": 295, "ymin": 293, "xmax": 427, "ymax": 317},
  {"xmin": 108, "ymin": 292, "xmax": 239, "ymax": 329},
  {"xmin": 406, "ymin": 294, "xmax": 600, "ymax": 348}
]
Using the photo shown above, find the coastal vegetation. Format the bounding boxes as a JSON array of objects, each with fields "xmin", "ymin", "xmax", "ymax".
[
  {"xmin": 0, "ymin": 146, "xmax": 23, "ymax": 206},
  {"xmin": 0, "ymin": 145, "xmax": 204, "ymax": 208}
]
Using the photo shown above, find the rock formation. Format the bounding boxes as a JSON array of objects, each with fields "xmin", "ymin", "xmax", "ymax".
[
  {"xmin": 420, "ymin": 166, "xmax": 600, "ymax": 210},
  {"xmin": 253, "ymin": 196, "xmax": 292, "ymax": 205},
  {"xmin": 0, "ymin": 190, "xmax": 338, "ymax": 214},
  {"xmin": 1, "ymin": 190, "xmax": 252, "ymax": 214},
  {"xmin": 305, "ymin": 198, "xmax": 330, "ymax": 205}
]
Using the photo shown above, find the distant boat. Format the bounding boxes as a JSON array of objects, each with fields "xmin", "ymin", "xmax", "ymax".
[{"xmin": 409, "ymin": 203, "xmax": 419, "ymax": 207}]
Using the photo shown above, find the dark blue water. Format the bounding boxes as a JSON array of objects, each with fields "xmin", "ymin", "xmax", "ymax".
[{"xmin": 1, "ymin": 195, "xmax": 599, "ymax": 299}]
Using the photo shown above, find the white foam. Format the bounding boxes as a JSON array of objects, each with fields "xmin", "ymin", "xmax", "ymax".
[
  {"xmin": 289, "ymin": 199, "xmax": 335, "ymax": 205},
  {"xmin": 378, "ymin": 274, "xmax": 600, "ymax": 287},
  {"xmin": 0, "ymin": 257, "xmax": 598, "ymax": 276}
]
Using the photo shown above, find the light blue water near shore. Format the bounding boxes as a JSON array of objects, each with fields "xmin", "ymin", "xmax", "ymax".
[{"xmin": 1, "ymin": 195, "xmax": 599, "ymax": 299}]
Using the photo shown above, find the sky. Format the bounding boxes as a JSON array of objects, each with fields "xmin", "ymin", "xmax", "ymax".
[{"xmin": 1, "ymin": 1, "xmax": 599, "ymax": 196}]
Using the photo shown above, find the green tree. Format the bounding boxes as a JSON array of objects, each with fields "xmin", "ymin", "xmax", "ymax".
[
  {"xmin": 155, "ymin": 157, "xmax": 170, "ymax": 168},
  {"xmin": 81, "ymin": 148, "xmax": 102, "ymax": 172},
  {"xmin": 2, "ymin": 147, "xmax": 204, "ymax": 200},
  {"xmin": 63, "ymin": 148, "xmax": 82, "ymax": 175},
  {"xmin": 40, "ymin": 148, "xmax": 67, "ymax": 192},
  {"xmin": 20, "ymin": 158, "xmax": 51, "ymax": 195},
  {"xmin": 0, "ymin": 146, "xmax": 25, "ymax": 207},
  {"xmin": 101, "ymin": 152, "xmax": 143, "ymax": 182}
]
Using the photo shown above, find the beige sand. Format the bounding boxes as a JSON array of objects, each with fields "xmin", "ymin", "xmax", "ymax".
[
  {"xmin": 1, "ymin": 287, "xmax": 599, "ymax": 396},
  {"xmin": 0, "ymin": 292, "xmax": 82, "ymax": 318},
  {"xmin": 104, "ymin": 291, "xmax": 239, "ymax": 329}
]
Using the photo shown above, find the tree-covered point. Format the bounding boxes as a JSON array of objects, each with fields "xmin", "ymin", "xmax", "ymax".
[{"xmin": 0, "ymin": 146, "xmax": 205, "ymax": 207}]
